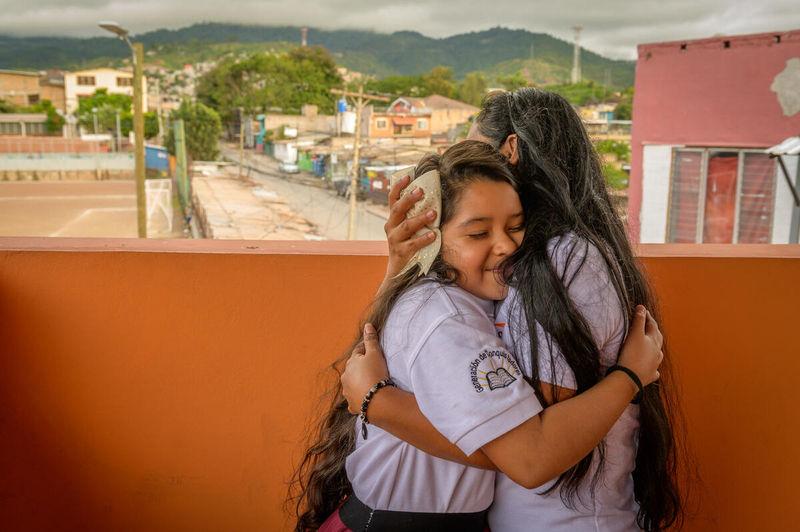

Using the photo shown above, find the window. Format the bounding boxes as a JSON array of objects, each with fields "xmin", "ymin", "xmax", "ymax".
[
  {"xmin": 116, "ymin": 77, "xmax": 133, "ymax": 87},
  {"xmin": 25, "ymin": 122, "xmax": 47, "ymax": 135},
  {"xmin": 417, "ymin": 119, "xmax": 428, "ymax": 130},
  {"xmin": 77, "ymin": 76, "xmax": 96, "ymax": 86},
  {"xmin": 667, "ymin": 148, "xmax": 777, "ymax": 243},
  {"xmin": 0, "ymin": 122, "xmax": 22, "ymax": 135},
  {"xmin": 27, "ymin": 94, "xmax": 40, "ymax": 105},
  {"xmin": 375, "ymin": 118, "xmax": 388, "ymax": 130}
]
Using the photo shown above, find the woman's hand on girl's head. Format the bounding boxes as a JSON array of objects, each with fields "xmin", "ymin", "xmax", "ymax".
[
  {"xmin": 383, "ymin": 174, "xmax": 437, "ymax": 282},
  {"xmin": 342, "ymin": 323, "xmax": 391, "ymax": 415},
  {"xmin": 617, "ymin": 306, "xmax": 664, "ymax": 388}
]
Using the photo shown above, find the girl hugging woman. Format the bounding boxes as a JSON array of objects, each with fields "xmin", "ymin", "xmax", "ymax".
[{"xmin": 289, "ymin": 139, "xmax": 664, "ymax": 532}]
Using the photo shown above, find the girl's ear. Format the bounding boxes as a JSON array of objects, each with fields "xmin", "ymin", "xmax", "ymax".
[{"xmin": 500, "ymin": 134, "xmax": 519, "ymax": 166}]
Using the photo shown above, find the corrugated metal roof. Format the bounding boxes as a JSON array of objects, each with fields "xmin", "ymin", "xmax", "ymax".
[{"xmin": 766, "ymin": 136, "xmax": 800, "ymax": 156}]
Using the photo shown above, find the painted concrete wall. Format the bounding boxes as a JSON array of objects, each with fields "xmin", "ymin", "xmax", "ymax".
[
  {"xmin": 629, "ymin": 30, "xmax": 800, "ymax": 241},
  {"xmin": 65, "ymin": 68, "xmax": 148, "ymax": 115},
  {"xmin": 1, "ymin": 239, "xmax": 799, "ymax": 531}
]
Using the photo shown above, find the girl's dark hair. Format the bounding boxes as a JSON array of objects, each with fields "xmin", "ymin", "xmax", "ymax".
[
  {"xmin": 287, "ymin": 140, "xmax": 518, "ymax": 531},
  {"xmin": 476, "ymin": 87, "xmax": 687, "ymax": 532}
]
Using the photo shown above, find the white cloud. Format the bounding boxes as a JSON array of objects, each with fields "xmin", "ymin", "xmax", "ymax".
[{"xmin": 0, "ymin": 0, "xmax": 798, "ymax": 60}]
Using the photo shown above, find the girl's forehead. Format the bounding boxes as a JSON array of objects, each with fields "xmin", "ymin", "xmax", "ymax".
[{"xmin": 449, "ymin": 180, "xmax": 521, "ymax": 220}]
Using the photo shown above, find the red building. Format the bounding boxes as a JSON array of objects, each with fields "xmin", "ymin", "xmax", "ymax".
[{"xmin": 628, "ymin": 29, "xmax": 800, "ymax": 244}]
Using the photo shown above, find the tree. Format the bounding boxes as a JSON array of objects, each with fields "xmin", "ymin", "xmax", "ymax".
[
  {"xmin": 196, "ymin": 45, "xmax": 343, "ymax": 127},
  {"xmin": 164, "ymin": 100, "xmax": 222, "ymax": 161},
  {"xmin": 365, "ymin": 75, "xmax": 429, "ymax": 97},
  {"xmin": 0, "ymin": 98, "xmax": 16, "ymax": 113},
  {"xmin": 144, "ymin": 112, "xmax": 160, "ymax": 140},
  {"xmin": 614, "ymin": 102, "xmax": 632, "ymax": 120},
  {"xmin": 496, "ymin": 71, "xmax": 530, "ymax": 91},
  {"xmin": 76, "ymin": 88, "xmax": 133, "ymax": 135},
  {"xmin": 31, "ymin": 100, "xmax": 65, "ymax": 133},
  {"xmin": 421, "ymin": 66, "xmax": 456, "ymax": 98},
  {"xmin": 456, "ymin": 72, "xmax": 488, "ymax": 107}
]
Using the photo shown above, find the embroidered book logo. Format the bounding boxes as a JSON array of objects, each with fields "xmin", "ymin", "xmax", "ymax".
[{"xmin": 469, "ymin": 349, "xmax": 523, "ymax": 393}]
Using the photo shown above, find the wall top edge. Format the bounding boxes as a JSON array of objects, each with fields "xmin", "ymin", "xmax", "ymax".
[
  {"xmin": 0, "ymin": 237, "xmax": 389, "ymax": 257},
  {"xmin": 0, "ymin": 237, "xmax": 798, "ymax": 259}
]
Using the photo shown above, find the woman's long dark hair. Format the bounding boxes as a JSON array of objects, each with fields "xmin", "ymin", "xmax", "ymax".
[
  {"xmin": 476, "ymin": 88, "xmax": 686, "ymax": 531},
  {"xmin": 287, "ymin": 140, "xmax": 519, "ymax": 531}
]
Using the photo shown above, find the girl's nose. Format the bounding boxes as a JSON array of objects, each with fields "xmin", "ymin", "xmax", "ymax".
[{"xmin": 494, "ymin": 233, "xmax": 517, "ymax": 256}]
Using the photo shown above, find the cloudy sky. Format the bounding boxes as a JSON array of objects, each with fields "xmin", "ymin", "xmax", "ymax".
[{"xmin": 1, "ymin": 0, "xmax": 798, "ymax": 59}]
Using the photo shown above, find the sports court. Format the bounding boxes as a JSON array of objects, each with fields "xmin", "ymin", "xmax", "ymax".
[{"xmin": 0, "ymin": 180, "xmax": 177, "ymax": 238}]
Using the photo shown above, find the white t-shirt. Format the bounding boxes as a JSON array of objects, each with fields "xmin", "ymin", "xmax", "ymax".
[
  {"xmin": 490, "ymin": 235, "xmax": 641, "ymax": 532},
  {"xmin": 346, "ymin": 280, "xmax": 542, "ymax": 514}
]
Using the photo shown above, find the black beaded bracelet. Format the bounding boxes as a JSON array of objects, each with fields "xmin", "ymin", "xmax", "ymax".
[
  {"xmin": 359, "ymin": 378, "xmax": 395, "ymax": 440},
  {"xmin": 606, "ymin": 365, "xmax": 644, "ymax": 404}
]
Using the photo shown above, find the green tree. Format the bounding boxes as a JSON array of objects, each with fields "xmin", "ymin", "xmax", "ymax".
[
  {"xmin": 421, "ymin": 66, "xmax": 456, "ymax": 98},
  {"xmin": 614, "ymin": 102, "xmax": 631, "ymax": 120},
  {"xmin": 595, "ymin": 139, "xmax": 630, "ymax": 162},
  {"xmin": 164, "ymin": 100, "xmax": 222, "ymax": 161},
  {"xmin": 76, "ymin": 88, "xmax": 133, "ymax": 135},
  {"xmin": 456, "ymin": 72, "xmax": 488, "ymax": 107},
  {"xmin": 365, "ymin": 75, "xmax": 429, "ymax": 97},
  {"xmin": 0, "ymin": 98, "xmax": 17, "ymax": 113},
  {"xmin": 144, "ymin": 111, "xmax": 160, "ymax": 140},
  {"xmin": 496, "ymin": 71, "xmax": 529, "ymax": 91},
  {"xmin": 31, "ymin": 100, "xmax": 65, "ymax": 133},
  {"xmin": 197, "ymin": 45, "xmax": 343, "ymax": 127}
]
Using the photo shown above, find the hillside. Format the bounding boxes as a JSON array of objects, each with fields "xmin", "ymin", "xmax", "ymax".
[{"xmin": 0, "ymin": 23, "xmax": 635, "ymax": 87}]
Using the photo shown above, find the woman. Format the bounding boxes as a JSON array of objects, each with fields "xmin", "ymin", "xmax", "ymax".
[{"xmin": 341, "ymin": 88, "xmax": 684, "ymax": 532}]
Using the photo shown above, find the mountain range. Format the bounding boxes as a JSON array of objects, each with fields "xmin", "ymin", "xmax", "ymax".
[{"xmin": 0, "ymin": 24, "xmax": 636, "ymax": 88}]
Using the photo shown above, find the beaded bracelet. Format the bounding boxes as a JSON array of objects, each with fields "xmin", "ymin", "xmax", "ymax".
[
  {"xmin": 359, "ymin": 378, "xmax": 396, "ymax": 440},
  {"xmin": 606, "ymin": 365, "xmax": 644, "ymax": 404}
]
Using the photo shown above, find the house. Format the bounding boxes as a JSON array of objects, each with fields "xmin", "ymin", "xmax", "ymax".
[
  {"xmin": 628, "ymin": 29, "xmax": 800, "ymax": 244},
  {"xmin": 0, "ymin": 70, "xmax": 43, "ymax": 107},
  {"xmin": 39, "ymin": 71, "xmax": 66, "ymax": 112},
  {"xmin": 64, "ymin": 68, "xmax": 147, "ymax": 114},
  {"xmin": 368, "ymin": 108, "xmax": 432, "ymax": 140},
  {"xmin": 386, "ymin": 95, "xmax": 479, "ymax": 136}
]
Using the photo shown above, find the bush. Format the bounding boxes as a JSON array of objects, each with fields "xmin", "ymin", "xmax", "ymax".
[{"xmin": 164, "ymin": 100, "xmax": 223, "ymax": 161}]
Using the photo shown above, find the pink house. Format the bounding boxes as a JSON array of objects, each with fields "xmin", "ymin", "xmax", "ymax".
[{"xmin": 628, "ymin": 29, "xmax": 800, "ymax": 244}]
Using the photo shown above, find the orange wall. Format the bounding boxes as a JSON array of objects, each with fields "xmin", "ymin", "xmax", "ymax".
[{"xmin": 1, "ymin": 238, "xmax": 798, "ymax": 531}]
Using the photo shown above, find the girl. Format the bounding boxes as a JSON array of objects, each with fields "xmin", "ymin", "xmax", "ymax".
[
  {"xmin": 290, "ymin": 141, "xmax": 663, "ymax": 532},
  {"xmin": 341, "ymin": 88, "xmax": 684, "ymax": 532}
]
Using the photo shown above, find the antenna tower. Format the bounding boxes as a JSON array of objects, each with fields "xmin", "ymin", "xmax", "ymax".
[{"xmin": 571, "ymin": 25, "xmax": 583, "ymax": 84}]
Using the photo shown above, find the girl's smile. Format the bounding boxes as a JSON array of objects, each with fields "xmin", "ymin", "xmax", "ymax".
[{"xmin": 440, "ymin": 179, "xmax": 524, "ymax": 301}]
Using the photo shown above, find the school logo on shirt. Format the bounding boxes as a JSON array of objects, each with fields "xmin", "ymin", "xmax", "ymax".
[{"xmin": 469, "ymin": 349, "xmax": 523, "ymax": 393}]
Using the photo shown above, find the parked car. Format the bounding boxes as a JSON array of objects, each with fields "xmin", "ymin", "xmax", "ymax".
[{"xmin": 278, "ymin": 161, "xmax": 300, "ymax": 174}]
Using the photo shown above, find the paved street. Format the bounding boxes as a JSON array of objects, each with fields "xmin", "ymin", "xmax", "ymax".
[{"xmin": 221, "ymin": 145, "xmax": 388, "ymax": 241}]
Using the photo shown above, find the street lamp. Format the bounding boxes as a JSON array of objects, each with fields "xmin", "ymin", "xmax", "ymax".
[{"xmin": 99, "ymin": 21, "xmax": 146, "ymax": 238}]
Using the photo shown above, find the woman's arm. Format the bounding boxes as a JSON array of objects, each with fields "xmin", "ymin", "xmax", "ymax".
[{"xmin": 343, "ymin": 309, "xmax": 662, "ymax": 489}]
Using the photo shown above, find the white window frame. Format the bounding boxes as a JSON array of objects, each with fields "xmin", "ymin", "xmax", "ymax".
[
  {"xmin": 667, "ymin": 147, "xmax": 778, "ymax": 243},
  {"xmin": 375, "ymin": 118, "xmax": 388, "ymax": 130},
  {"xmin": 416, "ymin": 118, "xmax": 428, "ymax": 131}
]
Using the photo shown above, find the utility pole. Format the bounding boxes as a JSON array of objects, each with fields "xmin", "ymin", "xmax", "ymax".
[
  {"xmin": 331, "ymin": 86, "xmax": 390, "ymax": 240},
  {"xmin": 238, "ymin": 117, "xmax": 244, "ymax": 180},
  {"xmin": 571, "ymin": 25, "xmax": 583, "ymax": 84},
  {"xmin": 115, "ymin": 108, "xmax": 122, "ymax": 152},
  {"xmin": 133, "ymin": 42, "xmax": 146, "ymax": 238}
]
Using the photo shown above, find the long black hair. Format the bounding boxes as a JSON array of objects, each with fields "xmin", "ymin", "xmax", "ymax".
[
  {"xmin": 476, "ymin": 88, "xmax": 686, "ymax": 531},
  {"xmin": 288, "ymin": 140, "xmax": 519, "ymax": 531}
]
